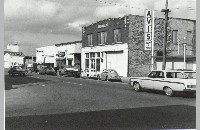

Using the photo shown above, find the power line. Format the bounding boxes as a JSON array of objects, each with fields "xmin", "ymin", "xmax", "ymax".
[{"xmin": 95, "ymin": 0, "xmax": 196, "ymax": 11}]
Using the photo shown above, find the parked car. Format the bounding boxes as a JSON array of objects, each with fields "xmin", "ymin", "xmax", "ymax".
[
  {"xmin": 81, "ymin": 68, "xmax": 100, "ymax": 79},
  {"xmin": 38, "ymin": 65, "xmax": 48, "ymax": 74},
  {"xmin": 45, "ymin": 68, "xmax": 57, "ymax": 75},
  {"xmin": 100, "ymin": 69, "xmax": 121, "ymax": 81},
  {"xmin": 8, "ymin": 66, "xmax": 28, "ymax": 76},
  {"xmin": 129, "ymin": 70, "xmax": 196, "ymax": 97},
  {"xmin": 38, "ymin": 67, "xmax": 56, "ymax": 75},
  {"xmin": 58, "ymin": 65, "xmax": 74, "ymax": 76}
]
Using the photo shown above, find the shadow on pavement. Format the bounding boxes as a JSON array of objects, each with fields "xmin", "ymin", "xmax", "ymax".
[
  {"xmin": 5, "ymin": 105, "xmax": 195, "ymax": 130},
  {"xmin": 5, "ymin": 75, "xmax": 49, "ymax": 90}
]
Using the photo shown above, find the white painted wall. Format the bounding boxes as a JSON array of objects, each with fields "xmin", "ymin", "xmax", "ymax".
[
  {"xmin": 82, "ymin": 43, "xmax": 128, "ymax": 77},
  {"xmin": 156, "ymin": 61, "xmax": 196, "ymax": 70},
  {"xmin": 7, "ymin": 44, "xmax": 19, "ymax": 52},
  {"xmin": 4, "ymin": 53, "xmax": 24, "ymax": 68},
  {"xmin": 36, "ymin": 42, "xmax": 82, "ymax": 66}
]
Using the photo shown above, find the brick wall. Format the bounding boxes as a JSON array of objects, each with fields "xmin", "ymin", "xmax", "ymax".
[
  {"xmin": 128, "ymin": 15, "xmax": 196, "ymax": 77},
  {"xmin": 128, "ymin": 15, "xmax": 152, "ymax": 77},
  {"xmin": 82, "ymin": 17, "xmax": 129, "ymax": 48}
]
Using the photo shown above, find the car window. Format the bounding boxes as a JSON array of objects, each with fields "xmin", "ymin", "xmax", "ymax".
[
  {"xmin": 148, "ymin": 71, "xmax": 157, "ymax": 78},
  {"xmin": 166, "ymin": 72, "xmax": 173, "ymax": 78},
  {"xmin": 183, "ymin": 72, "xmax": 196, "ymax": 79},
  {"xmin": 157, "ymin": 71, "xmax": 164, "ymax": 78}
]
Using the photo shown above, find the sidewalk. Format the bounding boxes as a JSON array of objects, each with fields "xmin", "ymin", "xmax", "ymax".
[{"xmin": 120, "ymin": 77, "xmax": 130, "ymax": 83}]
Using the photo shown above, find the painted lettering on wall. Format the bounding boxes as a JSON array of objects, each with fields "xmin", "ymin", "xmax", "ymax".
[{"xmin": 144, "ymin": 9, "xmax": 153, "ymax": 50}]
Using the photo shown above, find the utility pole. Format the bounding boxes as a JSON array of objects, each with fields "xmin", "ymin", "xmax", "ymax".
[{"xmin": 161, "ymin": 0, "xmax": 170, "ymax": 70}]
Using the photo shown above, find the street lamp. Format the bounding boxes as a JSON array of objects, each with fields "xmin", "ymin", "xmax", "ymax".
[{"xmin": 183, "ymin": 37, "xmax": 187, "ymax": 69}]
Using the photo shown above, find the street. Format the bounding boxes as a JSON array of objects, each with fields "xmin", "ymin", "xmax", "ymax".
[{"xmin": 5, "ymin": 72, "xmax": 196, "ymax": 130}]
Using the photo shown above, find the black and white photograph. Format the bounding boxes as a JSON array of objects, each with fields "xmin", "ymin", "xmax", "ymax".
[{"xmin": 4, "ymin": 0, "xmax": 196, "ymax": 129}]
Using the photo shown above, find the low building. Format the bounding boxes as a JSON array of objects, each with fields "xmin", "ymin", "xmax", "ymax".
[
  {"xmin": 36, "ymin": 41, "xmax": 82, "ymax": 68},
  {"xmin": 4, "ymin": 51, "xmax": 25, "ymax": 68},
  {"xmin": 36, "ymin": 45, "xmax": 56, "ymax": 67},
  {"xmin": 82, "ymin": 14, "xmax": 196, "ymax": 77},
  {"xmin": 4, "ymin": 43, "xmax": 25, "ymax": 68}
]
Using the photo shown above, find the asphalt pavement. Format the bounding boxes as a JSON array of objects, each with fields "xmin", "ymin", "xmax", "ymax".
[{"xmin": 5, "ymin": 72, "xmax": 196, "ymax": 130}]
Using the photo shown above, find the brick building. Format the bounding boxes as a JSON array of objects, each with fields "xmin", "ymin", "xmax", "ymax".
[{"xmin": 82, "ymin": 14, "xmax": 196, "ymax": 77}]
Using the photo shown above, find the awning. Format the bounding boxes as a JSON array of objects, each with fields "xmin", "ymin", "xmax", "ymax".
[
  {"xmin": 56, "ymin": 57, "xmax": 66, "ymax": 61},
  {"xmin": 153, "ymin": 55, "xmax": 196, "ymax": 59},
  {"xmin": 67, "ymin": 58, "xmax": 73, "ymax": 60}
]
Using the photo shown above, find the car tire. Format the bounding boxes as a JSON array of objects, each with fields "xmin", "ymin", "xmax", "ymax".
[
  {"xmin": 133, "ymin": 82, "xmax": 142, "ymax": 92},
  {"xmin": 97, "ymin": 75, "xmax": 100, "ymax": 80},
  {"xmin": 164, "ymin": 87, "xmax": 174, "ymax": 97},
  {"xmin": 105, "ymin": 76, "xmax": 109, "ymax": 81}
]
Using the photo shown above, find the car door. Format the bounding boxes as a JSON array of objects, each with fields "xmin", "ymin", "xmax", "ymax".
[
  {"xmin": 141, "ymin": 71, "xmax": 159, "ymax": 89},
  {"xmin": 151, "ymin": 71, "xmax": 165, "ymax": 90}
]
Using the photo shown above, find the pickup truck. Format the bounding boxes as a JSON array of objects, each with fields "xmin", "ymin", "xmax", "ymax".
[{"xmin": 129, "ymin": 70, "xmax": 196, "ymax": 97}]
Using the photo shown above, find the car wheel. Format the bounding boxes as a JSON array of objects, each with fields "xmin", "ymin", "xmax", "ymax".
[
  {"xmin": 164, "ymin": 87, "xmax": 174, "ymax": 97},
  {"xmin": 133, "ymin": 82, "xmax": 142, "ymax": 92},
  {"xmin": 97, "ymin": 75, "xmax": 100, "ymax": 80},
  {"xmin": 105, "ymin": 76, "xmax": 109, "ymax": 81}
]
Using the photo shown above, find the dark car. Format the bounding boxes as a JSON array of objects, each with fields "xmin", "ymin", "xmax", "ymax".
[
  {"xmin": 58, "ymin": 65, "xmax": 74, "ymax": 76},
  {"xmin": 45, "ymin": 68, "xmax": 57, "ymax": 75},
  {"xmin": 8, "ymin": 66, "xmax": 28, "ymax": 76},
  {"xmin": 39, "ymin": 67, "xmax": 56, "ymax": 75}
]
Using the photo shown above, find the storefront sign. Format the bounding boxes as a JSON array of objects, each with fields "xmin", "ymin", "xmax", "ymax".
[
  {"xmin": 98, "ymin": 23, "xmax": 108, "ymax": 28},
  {"xmin": 37, "ymin": 50, "xmax": 43, "ymax": 52},
  {"xmin": 56, "ymin": 52, "xmax": 65, "ymax": 57},
  {"xmin": 144, "ymin": 9, "xmax": 153, "ymax": 50}
]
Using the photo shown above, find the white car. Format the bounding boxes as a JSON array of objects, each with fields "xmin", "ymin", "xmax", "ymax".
[
  {"xmin": 129, "ymin": 70, "xmax": 196, "ymax": 97},
  {"xmin": 81, "ymin": 68, "xmax": 100, "ymax": 79}
]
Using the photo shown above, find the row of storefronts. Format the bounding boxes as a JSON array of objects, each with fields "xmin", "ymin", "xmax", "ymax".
[
  {"xmin": 32, "ymin": 14, "xmax": 196, "ymax": 77},
  {"xmin": 36, "ymin": 41, "xmax": 82, "ymax": 69}
]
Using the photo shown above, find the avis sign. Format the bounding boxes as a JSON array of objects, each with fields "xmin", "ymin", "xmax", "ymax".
[{"xmin": 144, "ymin": 9, "xmax": 153, "ymax": 50}]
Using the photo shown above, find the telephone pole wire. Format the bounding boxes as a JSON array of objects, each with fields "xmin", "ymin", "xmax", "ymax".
[{"xmin": 161, "ymin": 0, "xmax": 170, "ymax": 70}]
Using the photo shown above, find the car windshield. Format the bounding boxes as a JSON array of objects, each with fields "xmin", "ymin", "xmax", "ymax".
[{"xmin": 13, "ymin": 66, "xmax": 22, "ymax": 69}]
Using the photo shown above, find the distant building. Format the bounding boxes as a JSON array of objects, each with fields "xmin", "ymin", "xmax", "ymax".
[
  {"xmin": 36, "ymin": 41, "xmax": 82, "ymax": 68},
  {"xmin": 4, "ymin": 51, "xmax": 25, "ymax": 68},
  {"xmin": 4, "ymin": 43, "xmax": 25, "ymax": 68},
  {"xmin": 82, "ymin": 14, "xmax": 196, "ymax": 77},
  {"xmin": 7, "ymin": 43, "xmax": 19, "ymax": 52}
]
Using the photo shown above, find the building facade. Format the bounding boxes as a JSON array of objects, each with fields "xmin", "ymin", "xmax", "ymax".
[
  {"xmin": 82, "ymin": 15, "xmax": 196, "ymax": 77},
  {"xmin": 4, "ymin": 44, "xmax": 25, "ymax": 68},
  {"xmin": 82, "ymin": 17, "xmax": 129, "ymax": 77},
  {"xmin": 36, "ymin": 41, "xmax": 82, "ymax": 68}
]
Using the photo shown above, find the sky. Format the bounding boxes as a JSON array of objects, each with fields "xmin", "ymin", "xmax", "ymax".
[{"xmin": 4, "ymin": 0, "xmax": 196, "ymax": 56}]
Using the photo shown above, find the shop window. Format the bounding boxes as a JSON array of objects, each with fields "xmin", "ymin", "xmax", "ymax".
[
  {"xmin": 85, "ymin": 59, "xmax": 89, "ymax": 68},
  {"xmin": 86, "ymin": 53, "xmax": 89, "ymax": 58},
  {"xmin": 97, "ymin": 52, "xmax": 100, "ymax": 57},
  {"xmin": 113, "ymin": 28, "xmax": 121, "ymax": 43},
  {"xmin": 90, "ymin": 59, "xmax": 95, "ymax": 69},
  {"xmin": 96, "ymin": 59, "xmax": 100, "ymax": 71},
  {"xmin": 187, "ymin": 31, "xmax": 192, "ymax": 45},
  {"xmin": 172, "ymin": 30, "xmax": 178, "ymax": 44},
  {"xmin": 87, "ymin": 34, "xmax": 93, "ymax": 46},
  {"xmin": 68, "ymin": 60, "xmax": 72, "ymax": 66},
  {"xmin": 90, "ymin": 53, "xmax": 95, "ymax": 58}
]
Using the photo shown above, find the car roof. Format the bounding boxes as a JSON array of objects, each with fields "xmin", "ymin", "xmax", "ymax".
[{"xmin": 152, "ymin": 70, "xmax": 195, "ymax": 72}]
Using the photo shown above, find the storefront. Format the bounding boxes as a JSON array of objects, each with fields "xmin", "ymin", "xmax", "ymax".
[{"xmin": 82, "ymin": 43, "xmax": 128, "ymax": 77}]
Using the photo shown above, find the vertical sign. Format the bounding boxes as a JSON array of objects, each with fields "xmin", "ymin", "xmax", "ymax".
[{"xmin": 144, "ymin": 9, "xmax": 153, "ymax": 50}]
